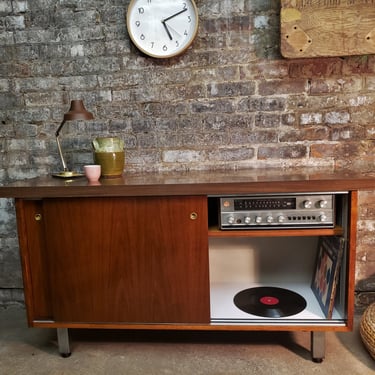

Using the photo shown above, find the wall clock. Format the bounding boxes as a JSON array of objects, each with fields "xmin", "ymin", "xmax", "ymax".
[{"xmin": 126, "ymin": 0, "xmax": 199, "ymax": 59}]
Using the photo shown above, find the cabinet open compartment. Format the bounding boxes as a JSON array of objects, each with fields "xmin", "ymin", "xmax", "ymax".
[
  {"xmin": 207, "ymin": 192, "xmax": 350, "ymax": 327},
  {"xmin": 209, "ymin": 236, "xmax": 347, "ymax": 326}
]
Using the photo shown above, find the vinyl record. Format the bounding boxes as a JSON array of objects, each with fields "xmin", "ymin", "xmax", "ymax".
[{"xmin": 233, "ymin": 286, "xmax": 307, "ymax": 318}]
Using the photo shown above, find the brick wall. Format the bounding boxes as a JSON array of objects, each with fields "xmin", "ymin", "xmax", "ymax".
[{"xmin": 0, "ymin": 0, "xmax": 374, "ymax": 310}]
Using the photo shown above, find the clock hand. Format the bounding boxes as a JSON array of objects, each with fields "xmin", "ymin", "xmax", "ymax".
[
  {"xmin": 162, "ymin": 8, "xmax": 188, "ymax": 23},
  {"xmin": 164, "ymin": 23, "xmax": 182, "ymax": 38},
  {"xmin": 162, "ymin": 20, "xmax": 173, "ymax": 40}
]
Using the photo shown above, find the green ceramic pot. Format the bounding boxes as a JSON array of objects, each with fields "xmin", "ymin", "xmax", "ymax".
[{"xmin": 94, "ymin": 151, "xmax": 125, "ymax": 178}]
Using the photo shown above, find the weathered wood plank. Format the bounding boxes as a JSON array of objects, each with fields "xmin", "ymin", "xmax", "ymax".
[{"xmin": 281, "ymin": 0, "xmax": 375, "ymax": 58}]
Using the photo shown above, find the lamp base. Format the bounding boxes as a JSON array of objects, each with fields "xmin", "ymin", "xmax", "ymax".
[{"xmin": 52, "ymin": 171, "xmax": 84, "ymax": 178}]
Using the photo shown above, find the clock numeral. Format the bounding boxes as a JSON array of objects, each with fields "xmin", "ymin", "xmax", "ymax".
[
  {"xmin": 138, "ymin": 7, "xmax": 144, "ymax": 14},
  {"xmin": 140, "ymin": 34, "xmax": 145, "ymax": 40},
  {"xmin": 184, "ymin": 30, "xmax": 188, "ymax": 36},
  {"xmin": 151, "ymin": 42, "xmax": 154, "ymax": 49},
  {"xmin": 163, "ymin": 45, "xmax": 168, "ymax": 51},
  {"xmin": 176, "ymin": 41, "xmax": 180, "ymax": 47},
  {"xmin": 135, "ymin": 21, "xmax": 140, "ymax": 27},
  {"xmin": 182, "ymin": 2, "xmax": 187, "ymax": 10},
  {"xmin": 188, "ymin": 16, "xmax": 191, "ymax": 23}
]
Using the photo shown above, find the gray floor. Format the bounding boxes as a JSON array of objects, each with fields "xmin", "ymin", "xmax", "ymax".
[{"xmin": 1, "ymin": 306, "xmax": 374, "ymax": 375}]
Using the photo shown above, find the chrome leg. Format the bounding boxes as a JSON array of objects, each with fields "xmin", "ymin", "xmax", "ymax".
[
  {"xmin": 311, "ymin": 331, "xmax": 325, "ymax": 363},
  {"xmin": 57, "ymin": 328, "xmax": 71, "ymax": 357}
]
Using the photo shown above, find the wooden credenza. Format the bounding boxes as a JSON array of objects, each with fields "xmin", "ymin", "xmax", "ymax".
[{"xmin": 2, "ymin": 169, "xmax": 375, "ymax": 361}]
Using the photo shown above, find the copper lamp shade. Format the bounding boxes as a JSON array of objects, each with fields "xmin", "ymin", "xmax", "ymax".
[{"xmin": 53, "ymin": 100, "xmax": 94, "ymax": 178}]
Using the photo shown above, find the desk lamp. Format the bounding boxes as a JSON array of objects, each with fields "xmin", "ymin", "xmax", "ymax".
[{"xmin": 53, "ymin": 100, "xmax": 94, "ymax": 178}]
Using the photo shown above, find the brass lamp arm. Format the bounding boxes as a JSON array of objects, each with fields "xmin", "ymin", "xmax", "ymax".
[
  {"xmin": 55, "ymin": 118, "xmax": 69, "ymax": 172},
  {"xmin": 56, "ymin": 132, "xmax": 68, "ymax": 172}
]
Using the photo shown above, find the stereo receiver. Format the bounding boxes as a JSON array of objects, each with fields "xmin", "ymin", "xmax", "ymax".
[{"xmin": 219, "ymin": 193, "xmax": 335, "ymax": 229}]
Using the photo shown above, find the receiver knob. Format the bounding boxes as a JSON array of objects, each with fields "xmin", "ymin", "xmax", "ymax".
[
  {"xmin": 319, "ymin": 200, "xmax": 328, "ymax": 208},
  {"xmin": 228, "ymin": 216, "xmax": 235, "ymax": 224},
  {"xmin": 277, "ymin": 215, "xmax": 286, "ymax": 223},
  {"xmin": 255, "ymin": 216, "xmax": 262, "ymax": 224},
  {"xmin": 266, "ymin": 216, "xmax": 274, "ymax": 223},
  {"xmin": 244, "ymin": 216, "xmax": 251, "ymax": 224},
  {"xmin": 319, "ymin": 214, "xmax": 327, "ymax": 222},
  {"xmin": 303, "ymin": 200, "xmax": 312, "ymax": 208}
]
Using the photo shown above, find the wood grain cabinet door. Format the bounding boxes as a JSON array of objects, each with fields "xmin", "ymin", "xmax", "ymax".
[{"xmin": 43, "ymin": 196, "xmax": 210, "ymax": 324}]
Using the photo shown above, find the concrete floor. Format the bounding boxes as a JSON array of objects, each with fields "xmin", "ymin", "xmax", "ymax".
[{"xmin": 0, "ymin": 306, "xmax": 374, "ymax": 375}]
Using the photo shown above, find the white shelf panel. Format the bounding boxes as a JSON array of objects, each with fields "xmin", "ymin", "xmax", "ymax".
[{"xmin": 210, "ymin": 282, "xmax": 345, "ymax": 326}]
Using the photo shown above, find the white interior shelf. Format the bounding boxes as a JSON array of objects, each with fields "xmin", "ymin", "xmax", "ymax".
[
  {"xmin": 209, "ymin": 236, "xmax": 346, "ymax": 326},
  {"xmin": 210, "ymin": 281, "xmax": 345, "ymax": 326}
]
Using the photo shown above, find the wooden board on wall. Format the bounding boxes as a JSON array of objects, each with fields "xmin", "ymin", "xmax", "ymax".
[{"xmin": 280, "ymin": 0, "xmax": 375, "ymax": 58}]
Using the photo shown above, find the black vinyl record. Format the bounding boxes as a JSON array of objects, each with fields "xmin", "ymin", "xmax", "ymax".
[{"xmin": 233, "ymin": 286, "xmax": 307, "ymax": 318}]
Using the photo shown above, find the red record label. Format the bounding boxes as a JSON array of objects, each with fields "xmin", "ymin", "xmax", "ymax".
[{"xmin": 260, "ymin": 296, "xmax": 279, "ymax": 305}]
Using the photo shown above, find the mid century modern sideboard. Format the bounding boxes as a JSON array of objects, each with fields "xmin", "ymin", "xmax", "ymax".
[{"xmin": 2, "ymin": 168, "xmax": 375, "ymax": 362}]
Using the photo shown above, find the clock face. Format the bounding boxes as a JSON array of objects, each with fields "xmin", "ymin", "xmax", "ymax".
[{"xmin": 127, "ymin": 0, "xmax": 199, "ymax": 58}]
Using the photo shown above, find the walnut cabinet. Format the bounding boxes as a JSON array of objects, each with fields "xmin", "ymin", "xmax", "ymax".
[{"xmin": 3, "ymin": 169, "xmax": 375, "ymax": 362}]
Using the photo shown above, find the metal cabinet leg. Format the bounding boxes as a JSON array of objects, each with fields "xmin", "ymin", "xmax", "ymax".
[
  {"xmin": 311, "ymin": 331, "xmax": 325, "ymax": 363},
  {"xmin": 57, "ymin": 328, "xmax": 71, "ymax": 357}
]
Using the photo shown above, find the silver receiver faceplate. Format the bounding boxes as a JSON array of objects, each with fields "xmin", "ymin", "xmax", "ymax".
[{"xmin": 219, "ymin": 193, "xmax": 335, "ymax": 230}]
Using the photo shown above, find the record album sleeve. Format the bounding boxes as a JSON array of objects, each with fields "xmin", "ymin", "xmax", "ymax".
[{"xmin": 311, "ymin": 236, "xmax": 345, "ymax": 319}]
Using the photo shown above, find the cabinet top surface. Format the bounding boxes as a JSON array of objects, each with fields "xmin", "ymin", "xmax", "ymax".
[{"xmin": 2, "ymin": 168, "xmax": 375, "ymax": 198}]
